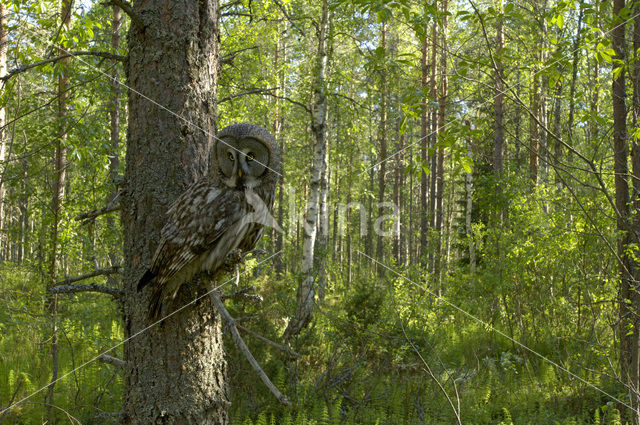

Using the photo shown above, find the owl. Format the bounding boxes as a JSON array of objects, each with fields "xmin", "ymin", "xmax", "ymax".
[{"xmin": 137, "ymin": 123, "xmax": 281, "ymax": 319}]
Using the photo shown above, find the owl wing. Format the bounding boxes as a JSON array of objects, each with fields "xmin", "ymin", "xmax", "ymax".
[{"xmin": 150, "ymin": 180, "xmax": 246, "ymax": 286}]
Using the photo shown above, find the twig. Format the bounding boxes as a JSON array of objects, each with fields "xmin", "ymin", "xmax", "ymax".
[
  {"xmin": 237, "ymin": 324, "xmax": 301, "ymax": 359},
  {"xmin": 108, "ymin": 0, "xmax": 144, "ymax": 29},
  {"xmin": 98, "ymin": 354, "xmax": 125, "ymax": 368},
  {"xmin": 48, "ymin": 283, "xmax": 123, "ymax": 298},
  {"xmin": 93, "ymin": 410, "xmax": 124, "ymax": 421},
  {"xmin": 53, "ymin": 266, "xmax": 122, "ymax": 286},
  {"xmin": 0, "ymin": 377, "xmax": 23, "ymax": 424},
  {"xmin": 76, "ymin": 191, "xmax": 122, "ymax": 224},
  {"xmin": 220, "ymin": 286, "xmax": 263, "ymax": 302},
  {"xmin": 2, "ymin": 51, "xmax": 126, "ymax": 81},
  {"xmin": 220, "ymin": 46, "xmax": 259, "ymax": 65},
  {"xmin": 220, "ymin": 0, "xmax": 242, "ymax": 11},
  {"xmin": 76, "ymin": 205, "xmax": 120, "ymax": 224},
  {"xmin": 209, "ymin": 290, "xmax": 291, "ymax": 406},
  {"xmin": 218, "ymin": 88, "xmax": 277, "ymax": 104},
  {"xmin": 272, "ymin": 0, "xmax": 306, "ymax": 36}
]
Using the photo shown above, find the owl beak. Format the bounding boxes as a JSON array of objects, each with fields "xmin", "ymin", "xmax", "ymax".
[{"xmin": 238, "ymin": 169, "xmax": 243, "ymax": 178}]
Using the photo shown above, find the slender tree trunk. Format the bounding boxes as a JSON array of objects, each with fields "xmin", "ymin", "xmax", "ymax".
[
  {"xmin": 420, "ymin": 19, "xmax": 429, "ymax": 266},
  {"xmin": 393, "ymin": 124, "xmax": 403, "ymax": 264},
  {"xmin": 106, "ymin": 5, "xmax": 121, "ymax": 268},
  {"xmin": 428, "ymin": 17, "xmax": 438, "ymax": 270},
  {"xmin": 376, "ymin": 19, "xmax": 387, "ymax": 273},
  {"xmin": 530, "ymin": 70, "xmax": 540, "ymax": 185},
  {"xmin": 0, "ymin": 3, "xmax": 7, "ymax": 261},
  {"xmin": 274, "ymin": 23, "xmax": 286, "ymax": 276},
  {"xmin": 465, "ymin": 120, "xmax": 476, "ymax": 275},
  {"xmin": 494, "ymin": 0, "xmax": 504, "ymax": 178},
  {"xmin": 45, "ymin": 1, "xmax": 72, "ymax": 421},
  {"xmin": 434, "ymin": 0, "xmax": 448, "ymax": 290},
  {"xmin": 613, "ymin": 0, "xmax": 640, "ymax": 422},
  {"xmin": 122, "ymin": 0, "xmax": 228, "ymax": 423},
  {"xmin": 285, "ymin": 0, "xmax": 329, "ymax": 339}
]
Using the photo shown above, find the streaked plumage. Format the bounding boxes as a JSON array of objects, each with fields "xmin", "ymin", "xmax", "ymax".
[{"xmin": 137, "ymin": 123, "xmax": 281, "ymax": 319}]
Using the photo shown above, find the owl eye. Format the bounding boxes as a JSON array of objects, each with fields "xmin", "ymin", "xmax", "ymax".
[
  {"xmin": 227, "ymin": 151, "xmax": 234, "ymax": 161},
  {"xmin": 246, "ymin": 152, "xmax": 255, "ymax": 162}
]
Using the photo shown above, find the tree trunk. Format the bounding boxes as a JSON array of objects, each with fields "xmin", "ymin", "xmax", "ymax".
[
  {"xmin": 45, "ymin": 1, "xmax": 72, "ymax": 421},
  {"xmin": 121, "ymin": 1, "xmax": 228, "ymax": 423},
  {"xmin": 285, "ymin": 0, "xmax": 329, "ymax": 339},
  {"xmin": 613, "ymin": 0, "xmax": 640, "ymax": 422},
  {"xmin": 434, "ymin": 0, "xmax": 448, "ymax": 290},
  {"xmin": 106, "ymin": 5, "xmax": 121, "ymax": 268},
  {"xmin": 0, "ymin": 3, "xmax": 7, "ymax": 261},
  {"xmin": 465, "ymin": 121, "xmax": 476, "ymax": 276},
  {"xmin": 530, "ymin": 70, "xmax": 540, "ymax": 185},
  {"xmin": 420, "ymin": 19, "xmax": 429, "ymax": 266},
  {"xmin": 274, "ymin": 23, "xmax": 286, "ymax": 276},
  {"xmin": 376, "ymin": 19, "xmax": 387, "ymax": 274},
  {"xmin": 493, "ymin": 0, "xmax": 504, "ymax": 178},
  {"xmin": 428, "ymin": 17, "xmax": 438, "ymax": 271}
]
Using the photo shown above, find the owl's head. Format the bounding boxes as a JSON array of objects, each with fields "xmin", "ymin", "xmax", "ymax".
[{"xmin": 212, "ymin": 123, "xmax": 281, "ymax": 190}]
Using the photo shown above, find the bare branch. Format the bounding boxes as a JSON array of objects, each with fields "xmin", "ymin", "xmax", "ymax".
[
  {"xmin": 272, "ymin": 0, "xmax": 306, "ymax": 36},
  {"xmin": 98, "ymin": 354, "xmax": 125, "ymax": 368},
  {"xmin": 93, "ymin": 411, "xmax": 124, "ymax": 421},
  {"xmin": 218, "ymin": 88, "xmax": 277, "ymax": 104},
  {"xmin": 108, "ymin": 0, "xmax": 144, "ymax": 29},
  {"xmin": 237, "ymin": 324, "xmax": 301, "ymax": 359},
  {"xmin": 0, "ymin": 377, "xmax": 23, "ymax": 424},
  {"xmin": 49, "ymin": 282, "xmax": 123, "ymax": 298},
  {"xmin": 220, "ymin": 0, "xmax": 242, "ymax": 11},
  {"xmin": 263, "ymin": 92, "xmax": 311, "ymax": 114},
  {"xmin": 220, "ymin": 46, "xmax": 259, "ymax": 65},
  {"xmin": 220, "ymin": 286, "xmax": 263, "ymax": 302},
  {"xmin": 209, "ymin": 290, "xmax": 291, "ymax": 406},
  {"xmin": 2, "ymin": 51, "xmax": 126, "ymax": 81},
  {"xmin": 53, "ymin": 266, "xmax": 122, "ymax": 286},
  {"xmin": 76, "ymin": 191, "xmax": 122, "ymax": 224},
  {"xmin": 76, "ymin": 205, "xmax": 120, "ymax": 223}
]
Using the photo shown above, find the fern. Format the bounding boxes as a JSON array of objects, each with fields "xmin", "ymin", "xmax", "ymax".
[{"xmin": 255, "ymin": 412, "xmax": 267, "ymax": 425}]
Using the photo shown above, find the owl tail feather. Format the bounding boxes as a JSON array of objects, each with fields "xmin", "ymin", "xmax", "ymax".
[
  {"xmin": 148, "ymin": 288, "xmax": 164, "ymax": 321},
  {"xmin": 137, "ymin": 269, "xmax": 156, "ymax": 292}
]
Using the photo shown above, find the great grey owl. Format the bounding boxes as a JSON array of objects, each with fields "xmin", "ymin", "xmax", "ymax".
[{"xmin": 137, "ymin": 123, "xmax": 281, "ymax": 319}]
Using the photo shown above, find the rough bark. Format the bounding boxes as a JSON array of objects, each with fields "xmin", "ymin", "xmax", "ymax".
[
  {"xmin": 613, "ymin": 0, "xmax": 640, "ymax": 422},
  {"xmin": 529, "ymin": 70, "xmax": 540, "ymax": 185},
  {"xmin": 284, "ymin": 0, "xmax": 329, "ymax": 339},
  {"xmin": 434, "ymin": 0, "xmax": 448, "ymax": 289},
  {"xmin": 464, "ymin": 121, "xmax": 475, "ymax": 275},
  {"xmin": 45, "ymin": 1, "xmax": 72, "ymax": 421},
  {"xmin": 419, "ymin": 20, "xmax": 429, "ymax": 266},
  {"xmin": 274, "ymin": 22, "xmax": 286, "ymax": 276},
  {"xmin": 107, "ymin": 5, "xmax": 121, "ymax": 268},
  {"xmin": 0, "ymin": 3, "xmax": 7, "ymax": 259},
  {"xmin": 493, "ymin": 0, "xmax": 504, "ymax": 178},
  {"xmin": 122, "ymin": 0, "xmax": 229, "ymax": 423},
  {"xmin": 428, "ymin": 17, "xmax": 438, "ymax": 270},
  {"xmin": 376, "ymin": 19, "xmax": 387, "ymax": 275}
]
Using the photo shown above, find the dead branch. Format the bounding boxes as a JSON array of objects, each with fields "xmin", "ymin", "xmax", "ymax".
[
  {"xmin": 220, "ymin": 46, "xmax": 259, "ymax": 65},
  {"xmin": 49, "ymin": 283, "xmax": 123, "ymax": 298},
  {"xmin": 237, "ymin": 324, "xmax": 300, "ymax": 359},
  {"xmin": 209, "ymin": 290, "xmax": 291, "ymax": 406},
  {"xmin": 108, "ymin": 0, "xmax": 144, "ymax": 29},
  {"xmin": 53, "ymin": 266, "xmax": 122, "ymax": 286},
  {"xmin": 218, "ymin": 88, "xmax": 277, "ymax": 104},
  {"xmin": 98, "ymin": 354, "xmax": 124, "ymax": 368},
  {"xmin": 76, "ymin": 205, "xmax": 120, "ymax": 224},
  {"xmin": 2, "ymin": 51, "xmax": 126, "ymax": 81},
  {"xmin": 0, "ymin": 377, "xmax": 23, "ymax": 424},
  {"xmin": 220, "ymin": 286, "xmax": 263, "ymax": 302}
]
